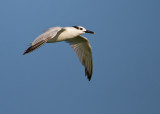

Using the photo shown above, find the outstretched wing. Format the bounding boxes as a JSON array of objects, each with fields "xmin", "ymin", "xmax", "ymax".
[
  {"xmin": 66, "ymin": 36, "xmax": 93, "ymax": 81},
  {"xmin": 23, "ymin": 27, "xmax": 62, "ymax": 55}
]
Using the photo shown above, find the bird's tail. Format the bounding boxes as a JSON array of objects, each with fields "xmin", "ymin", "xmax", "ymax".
[{"xmin": 23, "ymin": 40, "xmax": 46, "ymax": 55}]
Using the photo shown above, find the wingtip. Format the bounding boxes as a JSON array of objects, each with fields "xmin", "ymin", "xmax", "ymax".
[
  {"xmin": 85, "ymin": 68, "xmax": 92, "ymax": 81},
  {"xmin": 23, "ymin": 49, "xmax": 30, "ymax": 55},
  {"xmin": 87, "ymin": 75, "xmax": 92, "ymax": 81},
  {"xmin": 23, "ymin": 40, "xmax": 47, "ymax": 56},
  {"xmin": 23, "ymin": 52, "xmax": 27, "ymax": 55},
  {"xmin": 88, "ymin": 77, "xmax": 91, "ymax": 81}
]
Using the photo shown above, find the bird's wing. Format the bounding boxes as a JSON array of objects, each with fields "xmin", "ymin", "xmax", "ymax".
[
  {"xmin": 66, "ymin": 36, "xmax": 93, "ymax": 81},
  {"xmin": 23, "ymin": 27, "xmax": 63, "ymax": 55},
  {"xmin": 32, "ymin": 27, "xmax": 62, "ymax": 45}
]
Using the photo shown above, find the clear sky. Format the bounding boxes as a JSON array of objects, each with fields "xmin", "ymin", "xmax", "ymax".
[{"xmin": 0, "ymin": 0, "xmax": 160, "ymax": 114}]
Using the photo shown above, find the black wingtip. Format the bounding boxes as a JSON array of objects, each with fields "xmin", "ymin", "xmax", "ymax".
[
  {"xmin": 88, "ymin": 77, "xmax": 91, "ymax": 81},
  {"xmin": 23, "ymin": 51, "xmax": 27, "ymax": 55},
  {"xmin": 85, "ymin": 68, "xmax": 92, "ymax": 81},
  {"xmin": 87, "ymin": 75, "xmax": 91, "ymax": 81},
  {"xmin": 23, "ymin": 50, "xmax": 29, "ymax": 55},
  {"xmin": 23, "ymin": 40, "xmax": 46, "ymax": 55},
  {"xmin": 23, "ymin": 46, "xmax": 33, "ymax": 55}
]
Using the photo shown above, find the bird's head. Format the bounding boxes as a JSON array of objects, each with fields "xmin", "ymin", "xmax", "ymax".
[{"xmin": 72, "ymin": 26, "xmax": 96, "ymax": 35}]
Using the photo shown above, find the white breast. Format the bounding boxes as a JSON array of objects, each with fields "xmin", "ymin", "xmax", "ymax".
[
  {"xmin": 48, "ymin": 28, "xmax": 80, "ymax": 43},
  {"xmin": 57, "ymin": 30, "xmax": 77, "ymax": 41}
]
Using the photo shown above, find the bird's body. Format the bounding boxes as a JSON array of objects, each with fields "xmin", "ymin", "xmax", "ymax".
[
  {"xmin": 23, "ymin": 26, "xmax": 95, "ymax": 81},
  {"xmin": 47, "ymin": 27, "xmax": 80, "ymax": 42}
]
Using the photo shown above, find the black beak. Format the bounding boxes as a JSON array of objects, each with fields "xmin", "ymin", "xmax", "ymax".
[{"xmin": 85, "ymin": 30, "xmax": 96, "ymax": 34}]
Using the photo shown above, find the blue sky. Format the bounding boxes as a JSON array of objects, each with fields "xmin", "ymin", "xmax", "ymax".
[{"xmin": 0, "ymin": 0, "xmax": 160, "ymax": 114}]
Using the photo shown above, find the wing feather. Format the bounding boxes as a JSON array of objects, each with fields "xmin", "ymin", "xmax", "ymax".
[
  {"xmin": 23, "ymin": 27, "xmax": 62, "ymax": 55},
  {"xmin": 32, "ymin": 27, "xmax": 62, "ymax": 45},
  {"xmin": 66, "ymin": 36, "xmax": 93, "ymax": 81},
  {"xmin": 23, "ymin": 40, "xmax": 46, "ymax": 55}
]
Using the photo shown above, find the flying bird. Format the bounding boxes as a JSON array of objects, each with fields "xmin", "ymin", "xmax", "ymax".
[{"xmin": 23, "ymin": 26, "xmax": 95, "ymax": 81}]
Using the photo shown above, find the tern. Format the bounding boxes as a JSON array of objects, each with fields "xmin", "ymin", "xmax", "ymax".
[{"xmin": 23, "ymin": 26, "xmax": 95, "ymax": 81}]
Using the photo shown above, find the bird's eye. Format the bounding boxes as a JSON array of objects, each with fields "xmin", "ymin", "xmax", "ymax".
[{"xmin": 80, "ymin": 28, "xmax": 83, "ymax": 30}]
